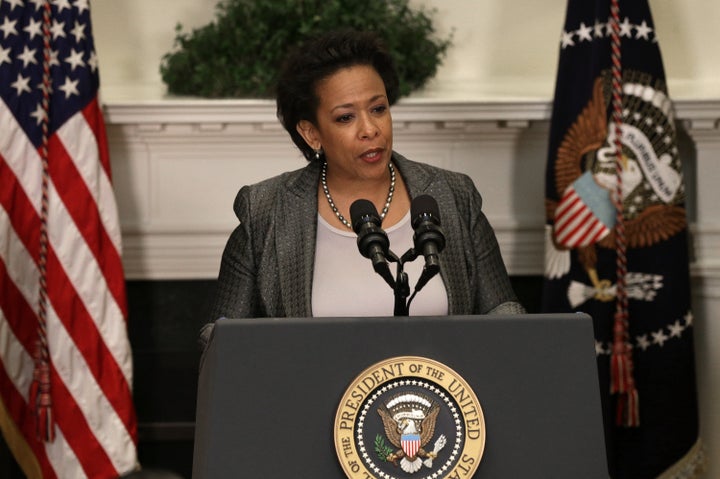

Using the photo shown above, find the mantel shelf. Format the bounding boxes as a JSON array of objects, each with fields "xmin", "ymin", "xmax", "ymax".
[{"xmin": 103, "ymin": 97, "xmax": 720, "ymax": 128}]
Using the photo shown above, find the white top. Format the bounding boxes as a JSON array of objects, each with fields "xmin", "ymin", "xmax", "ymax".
[{"xmin": 312, "ymin": 211, "xmax": 449, "ymax": 317}]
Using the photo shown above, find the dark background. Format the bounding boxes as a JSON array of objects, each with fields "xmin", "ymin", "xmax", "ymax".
[{"xmin": 0, "ymin": 276, "xmax": 542, "ymax": 478}]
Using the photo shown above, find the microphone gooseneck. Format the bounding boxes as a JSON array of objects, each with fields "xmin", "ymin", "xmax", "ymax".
[
  {"xmin": 350, "ymin": 199, "xmax": 395, "ymax": 288},
  {"xmin": 410, "ymin": 195, "xmax": 446, "ymax": 292}
]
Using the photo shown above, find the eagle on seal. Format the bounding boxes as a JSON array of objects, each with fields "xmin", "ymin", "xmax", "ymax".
[{"xmin": 377, "ymin": 399, "xmax": 441, "ymax": 473}]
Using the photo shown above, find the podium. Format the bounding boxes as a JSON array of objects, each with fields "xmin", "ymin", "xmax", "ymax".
[{"xmin": 192, "ymin": 314, "xmax": 609, "ymax": 478}]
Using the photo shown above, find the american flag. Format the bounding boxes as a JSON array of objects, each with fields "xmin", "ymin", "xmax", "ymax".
[{"xmin": 0, "ymin": 1, "xmax": 138, "ymax": 477}]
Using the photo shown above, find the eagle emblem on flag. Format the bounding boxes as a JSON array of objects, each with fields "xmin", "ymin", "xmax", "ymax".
[{"xmin": 546, "ymin": 73, "xmax": 687, "ymax": 292}]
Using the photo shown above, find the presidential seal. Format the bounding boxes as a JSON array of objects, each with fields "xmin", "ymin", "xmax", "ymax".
[{"xmin": 334, "ymin": 356, "xmax": 485, "ymax": 479}]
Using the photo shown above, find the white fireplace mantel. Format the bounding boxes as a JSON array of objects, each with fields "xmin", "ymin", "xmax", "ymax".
[{"xmin": 103, "ymin": 97, "xmax": 720, "ymax": 283}]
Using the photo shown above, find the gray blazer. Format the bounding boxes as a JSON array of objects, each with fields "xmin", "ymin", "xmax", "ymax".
[{"xmin": 209, "ymin": 152, "xmax": 524, "ymax": 321}]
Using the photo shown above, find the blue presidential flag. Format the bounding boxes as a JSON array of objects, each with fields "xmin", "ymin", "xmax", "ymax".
[{"xmin": 542, "ymin": 0, "xmax": 704, "ymax": 477}]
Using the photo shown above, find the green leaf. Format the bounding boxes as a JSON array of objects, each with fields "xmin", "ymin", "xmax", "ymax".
[{"xmin": 374, "ymin": 434, "xmax": 394, "ymax": 462}]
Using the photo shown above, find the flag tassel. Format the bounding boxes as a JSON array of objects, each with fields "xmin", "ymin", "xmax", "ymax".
[
  {"xmin": 616, "ymin": 388, "xmax": 640, "ymax": 428},
  {"xmin": 610, "ymin": 342, "xmax": 640, "ymax": 427},
  {"xmin": 31, "ymin": 342, "xmax": 55, "ymax": 442}
]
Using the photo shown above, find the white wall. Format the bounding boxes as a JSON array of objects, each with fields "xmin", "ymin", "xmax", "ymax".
[{"xmin": 90, "ymin": 0, "xmax": 720, "ymax": 102}]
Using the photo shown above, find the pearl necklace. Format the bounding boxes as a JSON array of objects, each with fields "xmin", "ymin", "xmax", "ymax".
[{"xmin": 320, "ymin": 161, "xmax": 396, "ymax": 229}]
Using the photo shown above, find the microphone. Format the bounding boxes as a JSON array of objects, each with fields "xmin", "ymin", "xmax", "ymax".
[
  {"xmin": 350, "ymin": 199, "xmax": 395, "ymax": 288},
  {"xmin": 411, "ymin": 195, "xmax": 446, "ymax": 292}
]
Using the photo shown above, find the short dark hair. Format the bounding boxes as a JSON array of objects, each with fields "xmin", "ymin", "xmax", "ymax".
[{"xmin": 276, "ymin": 29, "xmax": 400, "ymax": 161}]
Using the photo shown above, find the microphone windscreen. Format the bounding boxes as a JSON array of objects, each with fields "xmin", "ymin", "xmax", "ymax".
[
  {"xmin": 350, "ymin": 199, "xmax": 381, "ymax": 233},
  {"xmin": 411, "ymin": 195, "xmax": 441, "ymax": 227}
]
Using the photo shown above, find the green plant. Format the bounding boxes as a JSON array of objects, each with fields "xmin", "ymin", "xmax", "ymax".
[{"xmin": 160, "ymin": 0, "xmax": 453, "ymax": 99}]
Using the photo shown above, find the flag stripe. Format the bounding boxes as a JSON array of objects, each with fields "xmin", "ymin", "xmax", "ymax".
[
  {"xmin": 0, "ymin": 156, "xmax": 43, "ymax": 379},
  {"xmin": 586, "ymin": 221, "xmax": 610, "ymax": 244},
  {"xmin": 57, "ymin": 104, "xmax": 122, "ymax": 254},
  {"xmin": 45, "ymin": 182, "xmax": 134, "ymax": 385},
  {"xmin": 44, "ymin": 428, "xmax": 88, "ymax": 479},
  {"xmin": 48, "ymin": 305, "xmax": 136, "ymax": 474},
  {"xmin": 554, "ymin": 187, "xmax": 611, "ymax": 248},
  {"xmin": 51, "ymin": 120, "xmax": 127, "ymax": 318},
  {"xmin": 47, "ymin": 360, "xmax": 117, "ymax": 478},
  {"xmin": 0, "ymin": 222, "xmax": 39, "ymax": 384},
  {"xmin": 565, "ymin": 212, "xmax": 600, "ymax": 246},
  {"xmin": 45, "ymin": 228, "xmax": 136, "ymax": 436},
  {"xmin": 0, "ymin": 101, "xmax": 44, "ymax": 214},
  {"xmin": 82, "ymin": 97, "xmax": 113, "ymax": 183},
  {"xmin": 0, "ymin": 258, "xmax": 56, "ymax": 478},
  {"xmin": 554, "ymin": 195, "xmax": 585, "ymax": 233},
  {"xmin": 556, "ymin": 205, "xmax": 593, "ymax": 243},
  {"xmin": 0, "ymin": 362, "xmax": 56, "ymax": 479},
  {"xmin": 554, "ymin": 190, "xmax": 582, "ymax": 226}
]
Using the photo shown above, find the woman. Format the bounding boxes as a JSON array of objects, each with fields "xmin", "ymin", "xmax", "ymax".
[{"xmin": 208, "ymin": 30, "xmax": 524, "ymax": 325}]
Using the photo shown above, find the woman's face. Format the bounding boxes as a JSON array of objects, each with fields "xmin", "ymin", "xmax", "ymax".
[{"xmin": 297, "ymin": 64, "xmax": 393, "ymax": 182}]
